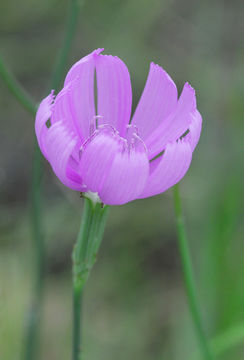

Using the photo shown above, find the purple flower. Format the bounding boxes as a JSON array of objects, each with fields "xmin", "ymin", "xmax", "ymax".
[{"xmin": 35, "ymin": 49, "xmax": 202, "ymax": 205}]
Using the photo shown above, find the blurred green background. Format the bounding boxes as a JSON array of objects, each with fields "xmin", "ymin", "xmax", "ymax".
[{"xmin": 0, "ymin": 0, "xmax": 244, "ymax": 359}]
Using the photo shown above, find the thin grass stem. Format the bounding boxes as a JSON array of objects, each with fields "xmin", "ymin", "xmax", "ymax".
[
  {"xmin": 190, "ymin": 322, "xmax": 244, "ymax": 359},
  {"xmin": 173, "ymin": 184, "xmax": 214, "ymax": 360},
  {"xmin": 25, "ymin": 1, "xmax": 82, "ymax": 357},
  {"xmin": 0, "ymin": 56, "xmax": 37, "ymax": 115}
]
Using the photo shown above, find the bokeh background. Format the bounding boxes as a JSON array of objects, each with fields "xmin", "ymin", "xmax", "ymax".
[{"xmin": 0, "ymin": 0, "xmax": 244, "ymax": 359}]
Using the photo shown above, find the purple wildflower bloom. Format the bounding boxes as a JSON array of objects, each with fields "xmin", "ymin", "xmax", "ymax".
[{"xmin": 35, "ymin": 49, "xmax": 202, "ymax": 205}]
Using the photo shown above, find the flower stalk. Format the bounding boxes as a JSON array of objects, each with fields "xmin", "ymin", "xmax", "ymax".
[
  {"xmin": 173, "ymin": 184, "xmax": 214, "ymax": 360},
  {"xmin": 72, "ymin": 196, "xmax": 109, "ymax": 360}
]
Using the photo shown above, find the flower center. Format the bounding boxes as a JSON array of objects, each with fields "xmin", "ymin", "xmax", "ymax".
[
  {"xmin": 82, "ymin": 120, "xmax": 147, "ymax": 157},
  {"xmin": 78, "ymin": 120, "xmax": 150, "ymax": 206}
]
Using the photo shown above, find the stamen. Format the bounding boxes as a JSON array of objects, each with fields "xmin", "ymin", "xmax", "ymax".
[
  {"xmin": 80, "ymin": 122, "xmax": 147, "ymax": 161},
  {"xmin": 126, "ymin": 124, "xmax": 139, "ymax": 143}
]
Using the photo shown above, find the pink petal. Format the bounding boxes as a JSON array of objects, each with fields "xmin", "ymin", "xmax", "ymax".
[
  {"xmin": 99, "ymin": 136, "xmax": 149, "ymax": 205},
  {"xmin": 43, "ymin": 121, "xmax": 84, "ymax": 191},
  {"xmin": 61, "ymin": 49, "xmax": 104, "ymax": 141},
  {"xmin": 139, "ymin": 140, "xmax": 192, "ymax": 199},
  {"xmin": 61, "ymin": 49, "xmax": 132, "ymax": 140},
  {"xmin": 64, "ymin": 48, "xmax": 103, "ymax": 85},
  {"xmin": 146, "ymin": 82, "xmax": 196, "ymax": 159},
  {"xmin": 94, "ymin": 53, "xmax": 132, "ymax": 137},
  {"xmin": 35, "ymin": 92, "xmax": 54, "ymax": 159},
  {"xmin": 51, "ymin": 83, "xmax": 78, "ymax": 134},
  {"xmin": 186, "ymin": 109, "xmax": 202, "ymax": 151},
  {"xmin": 132, "ymin": 62, "xmax": 178, "ymax": 141},
  {"xmin": 79, "ymin": 127, "xmax": 119, "ymax": 193}
]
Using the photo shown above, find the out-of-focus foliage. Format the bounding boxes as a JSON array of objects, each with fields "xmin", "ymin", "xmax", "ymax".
[{"xmin": 0, "ymin": 0, "xmax": 244, "ymax": 359}]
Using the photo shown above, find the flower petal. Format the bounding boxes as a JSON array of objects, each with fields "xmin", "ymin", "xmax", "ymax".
[
  {"xmin": 35, "ymin": 92, "xmax": 54, "ymax": 159},
  {"xmin": 132, "ymin": 62, "xmax": 178, "ymax": 141},
  {"xmin": 51, "ymin": 83, "xmax": 77, "ymax": 133},
  {"xmin": 94, "ymin": 53, "xmax": 132, "ymax": 137},
  {"xmin": 139, "ymin": 140, "xmax": 192, "ymax": 199},
  {"xmin": 61, "ymin": 49, "xmax": 103, "ymax": 141},
  {"xmin": 64, "ymin": 48, "xmax": 103, "ymax": 85},
  {"xmin": 99, "ymin": 136, "xmax": 149, "ymax": 205},
  {"xmin": 79, "ymin": 127, "xmax": 119, "ymax": 193},
  {"xmin": 145, "ymin": 82, "xmax": 196, "ymax": 159},
  {"xmin": 186, "ymin": 109, "xmax": 202, "ymax": 151},
  {"xmin": 43, "ymin": 121, "xmax": 84, "ymax": 191},
  {"xmin": 54, "ymin": 50, "xmax": 132, "ymax": 141}
]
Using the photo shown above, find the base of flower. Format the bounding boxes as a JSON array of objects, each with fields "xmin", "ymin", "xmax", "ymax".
[{"xmin": 80, "ymin": 191, "xmax": 102, "ymax": 206}]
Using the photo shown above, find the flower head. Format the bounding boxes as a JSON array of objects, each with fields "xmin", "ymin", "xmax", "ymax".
[{"xmin": 35, "ymin": 49, "xmax": 202, "ymax": 205}]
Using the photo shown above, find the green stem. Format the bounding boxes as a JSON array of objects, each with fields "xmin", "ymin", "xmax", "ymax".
[
  {"xmin": 0, "ymin": 55, "xmax": 37, "ymax": 115},
  {"xmin": 26, "ymin": 2, "xmax": 82, "ymax": 359},
  {"xmin": 172, "ymin": 184, "xmax": 214, "ymax": 360},
  {"xmin": 72, "ymin": 197, "xmax": 109, "ymax": 360},
  {"xmin": 73, "ymin": 281, "xmax": 83, "ymax": 360},
  {"xmin": 23, "ymin": 146, "xmax": 44, "ymax": 360},
  {"xmin": 190, "ymin": 322, "xmax": 244, "ymax": 359},
  {"xmin": 0, "ymin": 53, "xmax": 42, "ymax": 360},
  {"xmin": 211, "ymin": 322, "xmax": 244, "ymax": 357}
]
